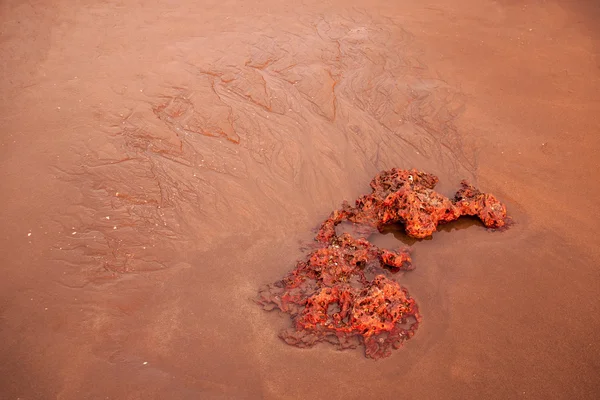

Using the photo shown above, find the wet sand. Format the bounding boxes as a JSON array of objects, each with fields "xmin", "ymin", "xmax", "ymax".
[{"xmin": 1, "ymin": 0, "xmax": 599, "ymax": 398}]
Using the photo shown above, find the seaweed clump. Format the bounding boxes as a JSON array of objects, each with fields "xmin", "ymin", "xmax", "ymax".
[
  {"xmin": 257, "ymin": 168, "xmax": 509, "ymax": 359},
  {"xmin": 256, "ymin": 233, "xmax": 419, "ymax": 359},
  {"xmin": 317, "ymin": 168, "xmax": 508, "ymax": 241}
]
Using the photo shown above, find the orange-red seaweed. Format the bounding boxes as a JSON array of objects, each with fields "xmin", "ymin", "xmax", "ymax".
[
  {"xmin": 256, "ymin": 233, "xmax": 419, "ymax": 359},
  {"xmin": 317, "ymin": 168, "xmax": 509, "ymax": 241},
  {"xmin": 257, "ymin": 168, "xmax": 509, "ymax": 359}
]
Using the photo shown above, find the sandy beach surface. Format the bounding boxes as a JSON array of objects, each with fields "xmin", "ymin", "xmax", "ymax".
[{"xmin": 1, "ymin": 0, "xmax": 599, "ymax": 398}]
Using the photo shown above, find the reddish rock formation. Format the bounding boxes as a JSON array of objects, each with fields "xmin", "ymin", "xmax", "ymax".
[
  {"xmin": 256, "ymin": 233, "xmax": 419, "ymax": 359},
  {"xmin": 317, "ymin": 168, "xmax": 509, "ymax": 241},
  {"xmin": 258, "ymin": 168, "xmax": 509, "ymax": 359}
]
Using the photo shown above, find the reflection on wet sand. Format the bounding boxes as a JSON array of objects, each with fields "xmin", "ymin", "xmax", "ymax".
[{"xmin": 375, "ymin": 217, "xmax": 486, "ymax": 246}]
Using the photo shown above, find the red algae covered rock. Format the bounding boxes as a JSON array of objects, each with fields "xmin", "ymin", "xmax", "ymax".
[
  {"xmin": 453, "ymin": 180, "xmax": 508, "ymax": 229},
  {"xmin": 258, "ymin": 168, "xmax": 509, "ymax": 359},
  {"xmin": 256, "ymin": 234, "xmax": 419, "ymax": 359},
  {"xmin": 317, "ymin": 168, "xmax": 509, "ymax": 241}
]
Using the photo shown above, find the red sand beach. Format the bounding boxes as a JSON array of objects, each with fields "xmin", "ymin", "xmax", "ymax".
[{"xmin": 1, "ymin": 0, "xmax": 599, "ymax": 398}]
